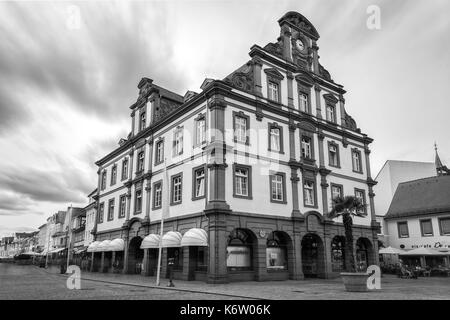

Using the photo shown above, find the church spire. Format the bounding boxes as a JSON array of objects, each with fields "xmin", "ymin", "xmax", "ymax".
[{"xmin": 435, "ymin": 142, "xmax": 449, "ymax": 176}]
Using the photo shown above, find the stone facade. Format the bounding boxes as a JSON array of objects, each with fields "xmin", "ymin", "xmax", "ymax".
[{"xmin": 90, "ymin": 11, "xmax": 380, "ymax": 283}]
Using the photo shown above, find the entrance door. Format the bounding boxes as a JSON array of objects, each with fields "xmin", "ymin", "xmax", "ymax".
[
  {"xmin": 301, "ymin": 234, "xmax": 323, "ymax": 278},
  {"xmin": 127, "ymin": 237, "xmax": 144, "ymax": 274}
]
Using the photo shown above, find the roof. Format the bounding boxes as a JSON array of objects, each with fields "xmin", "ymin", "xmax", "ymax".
[{"xmin": 385, "ymin": 175, "xmax": 450, "ymax": 219}]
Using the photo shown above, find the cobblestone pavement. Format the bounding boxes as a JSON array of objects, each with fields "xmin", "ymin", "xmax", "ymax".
[
  {"xmin": 1, "ymin": 263, "xmax": 450, "ymax": 299},
  {"xmin": 0, "ymin": 263, "xmax": 243, "ymax": 300}
]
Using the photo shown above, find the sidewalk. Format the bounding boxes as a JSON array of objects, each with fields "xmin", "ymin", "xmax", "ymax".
[{"xmin": 44, "ymin": 265, "xmax": 450, "ymax": 299}]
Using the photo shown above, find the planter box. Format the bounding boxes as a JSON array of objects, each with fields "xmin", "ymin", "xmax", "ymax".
[{"xmin": 340, "ymin": 272, "xmax": 369, "ymax": 292}]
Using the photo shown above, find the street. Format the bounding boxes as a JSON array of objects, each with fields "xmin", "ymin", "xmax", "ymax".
[
  {"xmin": 1, "ymin": 263, "xmax": 450, "ymax": 300},
  {"xmin": 0, "ymin": 263, "xmax": 244, "ymax": 300}
]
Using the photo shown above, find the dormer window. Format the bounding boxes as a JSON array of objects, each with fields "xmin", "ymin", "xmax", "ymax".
[
  {"xmin": 299, "ymin": 93, "xmax": 309, "ymax": 113},
  {"xmin": 268, "ymin": 81, "xmax": 279, "ymax": 102},
  {"xmin": 326, "ymin": 104, "xmax": 336, "ymax": 123}
]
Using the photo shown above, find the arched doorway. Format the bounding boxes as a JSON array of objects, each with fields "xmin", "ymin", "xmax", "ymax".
[
  {"xmin": 356, "ymin": 237, "xmax": 374, "ymax": 271},
  {"xmin": 266, "ymin": 231, "xmax": 290, "ymax": 271},
  {"xmin": 301, "ymin": 233, "xmax": 324, "ymax": 278},
  {"xmin": 331, "ymin": 236, "xmax": 346, "ymax": 272},
  {"xmin": 127, "ymin": 236, "xmax": 144, "ymax": 274}
]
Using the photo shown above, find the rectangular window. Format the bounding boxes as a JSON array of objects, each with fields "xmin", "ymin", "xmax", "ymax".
[
  {"xmin": 233, "ymin": 164, "xmax": 252, "ymax": 199},
  {"xmin": 140, "ymin": 112, "xmax": 146, "ymax": 131},
  {"xmin": 107, "ymin": 199, "xmax": 115, "ymax": 221},
  {"xmin": 155, "ymin": 139, "xmax": 164, "ymax": 165},
  {"xmin": 121, "ymin": 158, "xmax": 128, "ymax": 180},
  {"xmin": 301, "ymin": 136, "xmax": 312, "ymax": 159},
  {"xmin": 268, "ymin": 81, "xmax": 279, "ymax": 102},
  {"xmin": 137, "ymin": 151, "xmax": 145, "ymax": 173},
  {"xmin": 173, "ymin": 128, "xmax": 184, "ymax": 156},
  {"xmin": 303, "ymin": 180, "xmax": 315, "ymax": 207},
  {"xmin": 352, "ymin": 149, "xmax": 362, "ymax": 173},
  {"xmin": 193, "ymin": 166, "xmax": 206, "ymax": 200},
  {"xmin": 397, "ymin": 222, "xmax": 409, "ymax": 238},
  {"xmin": 299, "ymin": 93, "xmax": 309, "ymax": 113},
  {"xmin": 98, "ymin": 202, "xmax": 104, "ymax": 223},
  {"xmin": 355, "ymin": 189, "xmax": 366, "ymax": 214},
  {"xmin": 110, "ymin": 165, "xmax": 117, "ymax": 186},
  {"xmin": 234, "ymin": 115, "xmax": 248, "ymax": 144},
  {"xmin": 119, "ymin": 195, "xmax": 126, "ymax": 218},
  {"xmin": 328, "ymin": 143, "xmax": 339, "ymax": 167},
  {"xmin": 101, "ymin": 171, "xmax": 107, "ymax": 190},
  {"xmin": 420, "ymin": 219, "xmax": 433, "ymax": 237},
  {"xmin": 195, "ymin": 117, "xmax": 206, "ymax": 146},
  {"xmin": 153, "ymin": 182, "xmax": 162, "ymax": 209},
  {"xmin": 135, "ymin": 189, "xmax": 142, "ymax": 214},
  {"xmin": 439, "ymin": 218, "xmax": 450, "ymax": 236},
  {"xmin": 171, "ymin": 174, "xmax": 182, "ymax": 205},
  {"xmin": 270, "ymin": 173, "xmax": 285, "ymax": 203},
  {"xmin": 269, "ymin": 126, "xmax": 281, "ymax": 152},
  {"xmin": 331, "ymin": 184, "xmax": 343, "ymax": 201},
  {"xmin": 326, "ymin": 104, "xmax": 335, "ymax": 123}
]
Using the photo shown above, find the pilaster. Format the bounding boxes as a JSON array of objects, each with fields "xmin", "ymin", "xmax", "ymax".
[{"xmin": 314, "ymin": 84, "xmax": 322, "ymax": 119}]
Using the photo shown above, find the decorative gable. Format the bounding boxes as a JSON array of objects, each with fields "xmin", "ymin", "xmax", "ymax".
[
  {"xmin": 278, "ymin": 11, "xmax": 320, "ymax": 40},
  {"xmin": 264, "ymin": 68, "xmax": 284, "ymax": 80}
]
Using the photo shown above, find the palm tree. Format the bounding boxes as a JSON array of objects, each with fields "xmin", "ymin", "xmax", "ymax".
[{"xmin": 328, "ymin": 195, "xmax": 367, "ymax": 272}]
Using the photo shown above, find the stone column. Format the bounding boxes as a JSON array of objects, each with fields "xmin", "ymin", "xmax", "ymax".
[
  {"xmin": 161, "ymin": 248, "xmax": 168, "ymax": 279},
  {"xmin": 318, "ymin": 133, "xmax": 330, "ymax": 217},
  {"xmin": 205, "ymin": 95, "xmax": 230, "ymax": 212},
  {"xmin": 322, "ymin": 228, "xmax": 334, "ymax": 278},
  {"xmin": 122, "ymin": 234, "xmax": 129, "ymax": 274},
  {"xmin": 314, "ymin": 84, "xmax": 322, "ymax": 119},
  {"xmin": 339, "ymin": 95, "xmax": 346, "ymax": 126},
  {"xmin": 255, "ymin": 237, "xmax": 268, "ymax": 281},
  {"xmin": 206, "ymin": 211, "xmax": 229, "ymax": 284},
  {"xmin": 181, "ymin": 247, "xmax": 195, "ymax": 281},
  {"xmin": 287, "ymin": 71, "xmax": 294, "ymax": 108},
  {"xmin": 100, "ymin": 251, "xmax": 105, "ymax": 273},
  {"xmin": 111, "ymin": 251, "xmax": 116, "ymax": 273},
  {"xmin": 131, "ymin": 110, "xmax": 136, "ymax": 135},
  {"xmin": 90, "ymin": 252, "xmax": 95, "ymax": 272},
  {"xmin": 290, "ymin": 223, "xmax": 304, "ymax": 280},
  {"xmin": 142, "ymin": 249, "xmax": 149, "ymax": 275},
  {"xmin": 252, "ymin": 56, "xmax": 263, "ymax": 97}
]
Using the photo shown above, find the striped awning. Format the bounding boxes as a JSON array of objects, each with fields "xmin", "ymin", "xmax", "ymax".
[
  {"xmin": 161, "ymin": 231, "xmax": 182, "ymax": 248},
  {"xmin": 141, "ymin": 234, "xmax": 161, "ymax": 249},
  {"xmin": 181, "ymin": 228, "xmax": 208, "ymax": 247}
]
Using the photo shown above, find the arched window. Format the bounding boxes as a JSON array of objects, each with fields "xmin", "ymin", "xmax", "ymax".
[
  {"xmin": 331, "ymin": 236, "xmax": 346, "ymax": 272},
  {"xmin": 226, "ymin": 229, "xmax": 253, "ymax": 271},
  {"xmin": 266, "ymin": 232, "xmax": 287, "ymax": 270}
]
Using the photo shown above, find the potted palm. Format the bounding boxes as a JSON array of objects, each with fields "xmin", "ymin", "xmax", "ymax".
[{"xmin": 328, "ymin": 195, "xmax": 368, "ymax": 292}]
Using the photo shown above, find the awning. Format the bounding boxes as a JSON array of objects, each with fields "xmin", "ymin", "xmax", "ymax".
[
  {"xmin": 399, "ymin": 247, "xmax": 450, "ymax": 256},
  {"xmin": 181, "ymin": 228, "xmax": 208, "ymax": 247},
  {"xmin": 49, "ymin": 247, "xmax": 66, "ymax": 254},
  {"xmin": 141, "ymin": 234, "xmax": 161, "ymax": 249},
  {"xmin": 110, "ymin": 238, "xmax": 125, "ymax": 251},
  {"xmin": 87, "ymin": 241, "xmax": 101, "ymax": 253},
  {"xmin": 379, "ymin": 246, "xmax": 405, "ymax": 255},
  {"xmin": 161, "ymin": 231, "xmax": 182, "ymax": 248},
  {"xmin": 98, "ymin": 240, "xmax": 112, "ymax": 252},
  {"xmin": 73, "ymin": 246, "xmax": 88, "ymax": 254}
]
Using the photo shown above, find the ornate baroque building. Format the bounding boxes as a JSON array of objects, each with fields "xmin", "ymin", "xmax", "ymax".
[{"xmin": 90, "ymin": 11, "xmax": 380, "ymax": 283}]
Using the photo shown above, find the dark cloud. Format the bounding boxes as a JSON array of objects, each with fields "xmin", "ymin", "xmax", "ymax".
[
  {"xmin": 0, "ymin": 2, "xmax": 187, "ymax": 133},
  {"xmin": 0, "ymin": 165, "xmax": 90, "ymax": 204}
]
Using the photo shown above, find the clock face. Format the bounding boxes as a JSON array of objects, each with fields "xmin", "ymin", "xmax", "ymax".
[{"xmin": 296, "ymin": 39, "xmax": 305, "ymax": 51}]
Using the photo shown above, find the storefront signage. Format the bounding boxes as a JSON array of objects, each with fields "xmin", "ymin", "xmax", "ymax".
[{"xmin": 411, "ymin": 242, "xmax": 449, "ymax": 249}]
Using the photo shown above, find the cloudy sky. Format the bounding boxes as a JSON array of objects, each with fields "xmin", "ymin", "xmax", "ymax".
[{"xmin": 0, "ymin": 0, "xmax": 448, "ymax": 237}]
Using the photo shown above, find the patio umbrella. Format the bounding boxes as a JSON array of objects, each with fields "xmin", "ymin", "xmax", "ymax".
[
  {"xmin": 400, "ymin": 247, "xmax": 448, "ymax": 256},
  {"xmin": 379, "ymin": 246, "xmax": 404, "ymax": 254}
]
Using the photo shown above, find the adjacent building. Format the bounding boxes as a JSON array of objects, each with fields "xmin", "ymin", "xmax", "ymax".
[
  {"xmin": 374, "ymin": 160, "xmax": 436, "ymax": 245},
  {"xmin": 89, "ymin": 11, "xmax": 379, "ymax": 283}
]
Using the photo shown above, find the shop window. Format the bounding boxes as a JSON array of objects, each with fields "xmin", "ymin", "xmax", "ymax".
[
  {"xmin": 167, "ymin": 247, "xmax": 182, "ymax": 271},
  {"xmin": 195, "ymin": 247, "xmax": 207, "ymax": 272},
  {"xmin": 331, "ymin": 236, "xmax": 346, "ymax": 272},
  {"xmin": 266, "ymin": 232, "xmax": 287, "ymax": 270},
  {"xmin": 226, "ymin": 229, "xmax": 253, "ymax": 271}
]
